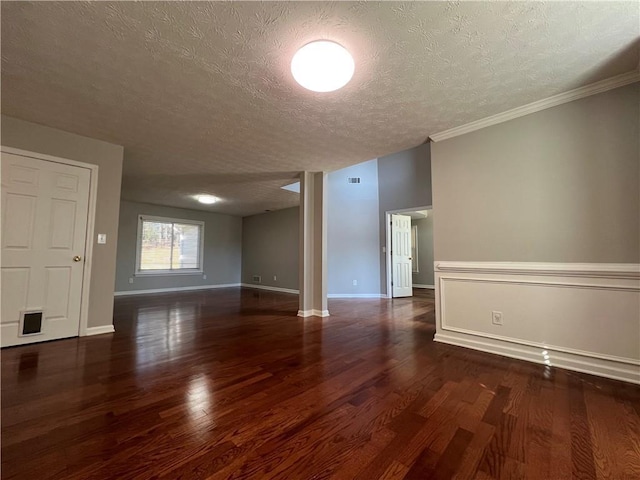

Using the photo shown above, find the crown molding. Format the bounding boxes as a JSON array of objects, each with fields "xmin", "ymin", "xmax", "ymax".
[{"xmin": 429, "ymin": 70, "xmax": 640, "ymax": 142}]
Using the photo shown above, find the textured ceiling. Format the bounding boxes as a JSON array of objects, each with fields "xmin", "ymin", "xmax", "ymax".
[{"xmin": 2, "ymin": 1, "xmax": 638, "ymax": 216}]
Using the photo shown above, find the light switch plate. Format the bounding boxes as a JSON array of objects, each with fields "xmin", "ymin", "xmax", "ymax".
[{"xmin": 97, "ymin": 234, "xmax": 107, "ymax": 244}]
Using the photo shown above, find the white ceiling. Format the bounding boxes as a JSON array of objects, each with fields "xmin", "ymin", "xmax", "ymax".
[{"xmin": 2, "ymin": 1, "xmax": 638, "ymax": 216}]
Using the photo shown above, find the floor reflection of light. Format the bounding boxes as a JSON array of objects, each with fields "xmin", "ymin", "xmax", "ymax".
[
  {"xmin": 134, "ymin": 304, "xmax": 196, "ymax": 369},
  {"xmin": 187, "ymin": 373, "xmax": 212, "ymax": 423}
]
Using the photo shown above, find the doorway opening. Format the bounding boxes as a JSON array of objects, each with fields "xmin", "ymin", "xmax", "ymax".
[{"xmin": 385, "ymin": 206, "xmax": 433, "ymax": 298}]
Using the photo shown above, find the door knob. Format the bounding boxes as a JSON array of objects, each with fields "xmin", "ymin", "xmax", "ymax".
[{"xmin": 73, "ymin": 256, "xmax": 82, "ymax": 262}]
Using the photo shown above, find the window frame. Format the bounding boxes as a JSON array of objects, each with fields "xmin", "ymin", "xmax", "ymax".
[{"xmin": 135, "ymin": 214, "xmax": 205, "ymax": 276}]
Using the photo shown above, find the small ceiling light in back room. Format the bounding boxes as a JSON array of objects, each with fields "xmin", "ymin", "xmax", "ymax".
[
  {"xmin": 196, "ymin": 194, "xmax": 218, "ymax": 205},
  {"xmin": 291, "ymin": 40, "xmax": 355, "ymax": 92}
]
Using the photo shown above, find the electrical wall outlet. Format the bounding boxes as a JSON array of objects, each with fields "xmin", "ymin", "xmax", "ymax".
[
  {"xmin": 128, "ymin": 277, "xmax": 134, "ymax": 284},
  {"xmin": 203, "ymin": 274, "xmax": 207, "ymax": 280},
  {"xmin": 273, "ymin": 275, "xmax": 277, "ymax": 281},
  {"xmin": 492, "ymin": 311, "xmax": 503, "ymax": 326},
  {"xmin": 252, "ymin": 275, "xmax": 261, "ymax": 283},
  {"xmin": 352, "ymin": 280, "xmax": 358, "ymax": 286}
]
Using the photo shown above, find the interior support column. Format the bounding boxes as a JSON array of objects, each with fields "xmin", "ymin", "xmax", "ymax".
[{"xmin": 298, "ymin": 171, "xmax": 328, "ymax": 317}]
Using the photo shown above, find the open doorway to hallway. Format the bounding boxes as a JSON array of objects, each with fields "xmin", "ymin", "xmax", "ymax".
[{"xmin": 385, "ymin": 206, "xmax": 434, "ymax": 298}]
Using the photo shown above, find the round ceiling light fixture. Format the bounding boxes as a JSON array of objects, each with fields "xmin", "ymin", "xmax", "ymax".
[
  {"xmin": 291, "ymin": 40, "xmax": 355, "ymax": 92},
  {"xmin": 195, "ymin": 194, "xmax": 219, "ymax": 205}
]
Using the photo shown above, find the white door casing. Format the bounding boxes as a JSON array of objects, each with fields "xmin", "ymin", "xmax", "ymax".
[
  {"xmin": 391, "ymin": 214, "xmax": 413, "ymax": 297},
  {"xmin": 1, "ymin": 151, "xmax": 92, "ymax": 347}
]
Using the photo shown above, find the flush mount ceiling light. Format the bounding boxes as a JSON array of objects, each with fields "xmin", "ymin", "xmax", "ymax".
[
  {"xmin": 195, "ymin": 194, "xmax": 218, "ymax": 204},
  {"xmin": 291, "ymin": 41, "xmax": 355, "ymax": 92}
]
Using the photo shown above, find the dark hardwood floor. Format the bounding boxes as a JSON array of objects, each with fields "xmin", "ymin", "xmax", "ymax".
[{"xmin": 2, "ymin": 287, "xmax": 640, "ymax": 479}]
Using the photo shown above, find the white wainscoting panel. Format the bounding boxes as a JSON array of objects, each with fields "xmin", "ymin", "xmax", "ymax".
[{"xmin": 434, "ymin": 262, "xmax": 640, "ymax": 384}]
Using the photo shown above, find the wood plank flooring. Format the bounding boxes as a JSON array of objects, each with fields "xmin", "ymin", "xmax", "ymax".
[{"xmin": 2, "ymin": 287, "xmax": 640, "ymax": 479}]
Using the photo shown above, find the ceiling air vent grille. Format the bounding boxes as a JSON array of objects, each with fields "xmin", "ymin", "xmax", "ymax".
[{"xmin": 347, "ymin": 177, "xmax": 361, "ymax": 184}]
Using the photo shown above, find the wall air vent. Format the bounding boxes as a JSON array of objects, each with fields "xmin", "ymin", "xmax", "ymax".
[{"xmin": 347, "ymin": 177, "xmax": 361, "ymax": 184}]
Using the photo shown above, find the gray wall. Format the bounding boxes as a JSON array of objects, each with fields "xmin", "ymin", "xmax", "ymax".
[
  {"xmin": 241, "ymin": 149, "xmax": 434, "ymax": 297},
  {"xmin": 432, "ymin": 83, "xmax": 639, "ymax": 263},
  {"xmin": 327, "ymin": 159, "xmax": 381, "ymax": 295},
  {"xmin": 116, "ymin": 200, "xmax": 242, "ymax": 292},
  {"xmin": 241, "ymin": 159, "xmax": 383, "ymax": 296},
  {"xmin": 412, "ymin": 215, "xmax": 434, "ymax": 286},
  {"xmin": 242, "ymin": 207, "xmax": 299, "ymax": 291},
  {"xmin": 1, "ymin": 115, "xmax": 124, "ymax": 329},
  {"xmin": 378, "ymin": 143, "xmax": 433, "ymax": 293}
]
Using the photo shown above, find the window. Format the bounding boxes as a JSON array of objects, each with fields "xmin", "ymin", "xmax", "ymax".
[{"xmin": 136, "ymin": 215, "xmax": 204, "ymax": 275}]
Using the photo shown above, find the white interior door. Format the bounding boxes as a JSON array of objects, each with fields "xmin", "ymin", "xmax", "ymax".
[
  {"xmin": 391, "ymin": 214, "xmax": 413, "ymax": 298},
  {"xmin": 1, "ymin": 152, "xmax": 91, "ymax": 347}
]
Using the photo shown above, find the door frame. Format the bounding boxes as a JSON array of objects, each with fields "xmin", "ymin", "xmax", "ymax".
[
  {"xmin": 1, "ymin": 146, "xmax": 99, "ymax": 337},
  {"xmin": 385, "ymin": 205, "xmax": 432, "ymax": 298}
]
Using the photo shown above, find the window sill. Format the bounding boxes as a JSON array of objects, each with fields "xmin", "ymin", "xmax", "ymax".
[{"xmin": 135, "ymin": 270, "xmax": 204, "ymax": 277}]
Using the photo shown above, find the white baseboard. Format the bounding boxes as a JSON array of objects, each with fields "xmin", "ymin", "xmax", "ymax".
[
  {"xmin": 297, "ymin": 309, "xmax": 330, "ymax": 317},
  {"xmin": 85, "ymin": 325, "xmax": 115, "ymax": 336},
  {"xmin": 435, "ymin": 261, "xmax": 640, "ymax": 384},
  {"xmin": 413, "ymin": 284, "xmax": 435, "ymax": 289},
  {"xmin": 327, "ymin": 293, "xmax": 385, "ymax": 298},
  {"xmin": 114, "ymin": 283, "xmax": 241, "ymax": 296},
  {"xmin": 241, "ymin": 283, "xmax": 299, "ymax": 295},
  {"xmin": 435, "ymin": 331, "xmax": 640, "ymax": 385},
  {"xmin": 242, "ymin": 285, "xmax": 384, "ymax": 298},
  {"xmin": 116, "ymin": 283, "xmax": 386, "ymax": 299}
]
